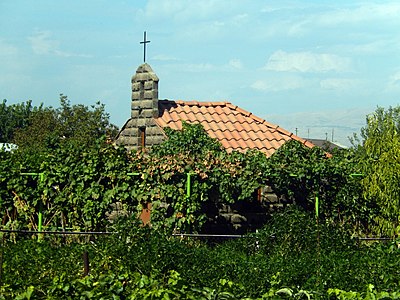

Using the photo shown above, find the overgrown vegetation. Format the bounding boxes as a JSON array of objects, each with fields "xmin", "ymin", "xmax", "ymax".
[
  {"xmin": 2, "ymin": 100, "xmax": 400, "ymax": 298},
  {"xmin": 1, "ymin": 209, "xmax": 400, "ymax": 299}
]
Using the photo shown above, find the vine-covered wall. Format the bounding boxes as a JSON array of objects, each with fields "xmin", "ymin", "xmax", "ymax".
[{"xmin": 0, "ymin": 122, "xmax": 370, "ymax": 236}]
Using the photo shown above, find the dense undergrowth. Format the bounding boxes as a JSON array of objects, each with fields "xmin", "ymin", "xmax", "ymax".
[{"xmin": 1, "ymin": 208, "xmax": 399, "ymax": 299}]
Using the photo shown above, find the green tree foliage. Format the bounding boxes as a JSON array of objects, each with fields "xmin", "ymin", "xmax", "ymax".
[
  {"xmin": 13, "ymin": 108, "xmax": 60, "ymax": 151},
  {"xmin": 13, "ymin": 94, "xmax": 118, "ymax": 152},
  {"xmin": 267, "ymin": 141, "xmax": 365, "ymax": 226},
  {"xmin": 0, "ymin": 99, "xmax": 44, "ymax": 143},
  {"xmin": 151, "ymin": 121, "xmax": 224, "ymax": 157},
  {"xmin": 358, "ymin": 106, "xmax": 400, "ymax": 237},
  {"xmin": 56, "ymin": 94, "xmax": 118, "ymax": 145}
]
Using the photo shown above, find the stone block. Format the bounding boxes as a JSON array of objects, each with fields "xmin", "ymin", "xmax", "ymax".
[
  {"xmin": 136, "ymin": 100, "xmax": 154, "ymax": 109},
  {"xmin": 147, "ymin": 126, "xmax": 164, "ymax": 136},
  {"xmin": 130, "ymin": 110, "xmax": 140, "ymax": 118},
  {"xmin": 126, "ymin": 118, "xmax": 137, "ymax": 127},
  {"xmin": 144, "ymin": 81, "xmax": 155, "ymax": 90},
  {"xmin": 231, "ymin": 214, "xmax": 247, "ymax": 224},
  {"xmin": 265, "ymin": 193, "xmax": 279, "ymax": 203},
  {"xmin": 133, "ymin": 73, "xmax": 149, "ymax": 82},
  {"xmin": 132, "ymin": 82, "xmax": 141, "ymax": 91},
  {"xmin": 132, "ymin": 70, "xmax": 159, "ymax": 82},
  {"xmin": 131, "ymin": 91, "xmax": 141, "ymax": 101},
  {"xmin": 139, "ymin": 109, "xmax": 153, "ymax": 119},
  {"xmin": 144, "ymin": 90, "xmax": 157, "ymax": 99},
  {"xmin": 136, "ymin": 118, "xmax": 146, "ymax": 127},
  {"xmin": 265, "ymin": 186, "xmax": 273, "ymax": 193}
]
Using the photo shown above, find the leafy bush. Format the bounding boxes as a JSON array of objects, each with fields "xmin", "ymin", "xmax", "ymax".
[{"xmin": 1, "ymin": 210, "xmax": 400, "ymax": 299}]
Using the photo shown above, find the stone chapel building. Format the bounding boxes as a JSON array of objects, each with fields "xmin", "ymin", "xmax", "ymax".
[
  {"xmin": 115, "ymin": 62, "xmax": 316, "ymax": 232},
  {"xmin": 115, "ymin": 63, "xmax": 313, "ymax": 155}
]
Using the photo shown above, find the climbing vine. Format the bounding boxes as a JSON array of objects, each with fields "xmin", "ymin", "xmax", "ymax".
[{"xmin": 0, "ymin": 121, "xmax": 380, "ymax": 236}]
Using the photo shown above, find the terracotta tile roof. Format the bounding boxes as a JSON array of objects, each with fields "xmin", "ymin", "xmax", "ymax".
[{"xmin": 155, "ymin": 100, "xmax": 314, "ymax": 157}]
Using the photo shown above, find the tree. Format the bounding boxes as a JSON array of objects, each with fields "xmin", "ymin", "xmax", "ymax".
[
  {"xmin": 358, "ymin": 106, "xmax": 400, "ymax": 237},
  {"xmin": 13, "ymin": 108, "xmax": 60, "ymax": 151},
  {"xmin": 12, "ymin": 94, "xmax": 119, "ymax": 152},
  {"xmin": 56, "ymin": 94, "xmax": 118, "ymax": 145},
  {"xmin": 267, "ymin": 140, "xmax": 364, "ymax": 229},
  {"xmin": 0, "ymin": 99, "xmax": 43, "ymax": 143}
]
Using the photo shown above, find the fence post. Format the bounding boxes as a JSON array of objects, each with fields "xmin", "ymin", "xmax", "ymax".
[{"xmin": 83, "ymin": 251, "xmax": 90, "ymax": 276}]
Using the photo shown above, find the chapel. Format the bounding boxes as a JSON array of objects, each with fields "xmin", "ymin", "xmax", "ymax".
[{"xmin": 115, "ymin": 63, "xmax": 313, "ymax": 156}]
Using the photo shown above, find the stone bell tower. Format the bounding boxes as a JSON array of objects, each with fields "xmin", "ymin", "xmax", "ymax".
[
  {"xmin": 115, "ymin": 63, "xmax": 165, "ymax": 151},
  {"xmin": 131, "ymin": 63, "xmax": 159, "ymax": 118}
]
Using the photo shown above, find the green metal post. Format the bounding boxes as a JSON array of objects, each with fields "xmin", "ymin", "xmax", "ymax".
[
  {"xmin": 38, "ymin": 173, "xmax": 44, "ymax": 233},
  {"xmin": 186, "ymin": 173, "xmax": 192, "ymax": 200},
  {"xmin": 186, "ymin": 173, "xmax": 196, "ymax": 200},
  {"xmin": 127, "ymin": 172, "xmax": 140, "ymax": 176},
  {"xmin": 315, "ymin": 193, "xmax": 319, "ymax": 219},
  {"xmin": 350, "ymin": 173, "xmax": 364, "ymax": 177},
  {"xmin": 38, "ymin": 209, "xmax": 43, "ymax": 233}
]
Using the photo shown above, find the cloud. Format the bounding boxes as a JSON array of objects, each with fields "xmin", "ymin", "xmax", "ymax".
[
  {"xmin": 138, "ymin": 0, "xmax": 231, "ymax": 22},
  {"xmin": 28, "ymin": 30, "xmax": 91, "ymax": 58},
  {"xmin": 0, "ymin": 39, "xmax": 19, "ymax": 56},
  {"xmin": 228, "ymin": 58, "xmax": 243, "ymax": 69},
  {"xmin": 169, "ymin": 63, "xmax": 215, "ymax": 72},
  {"xmin": 386, "ymin": 70, "xmax": 400, "ymax": 91},
  {"xmin": 28, "ymin": 30, "xmax": 55, "ymax": 55},
  {"xmin": 317, "ymin": 3, "xmax": 400, "ymax": 26},
  {"xmin": 320, "ymin": 78, "xmax": 359, "ymax": 91},
  {"xmin": 152, "ymin": 54, "xmax": 179, "ymax": 61},
  {"xmin": 264, "ymin": 50, "xmax": 352, "ymax": 73},
  {"xmin": 251, "ymin": 76, "xmax": 310, "ymax": 92}
]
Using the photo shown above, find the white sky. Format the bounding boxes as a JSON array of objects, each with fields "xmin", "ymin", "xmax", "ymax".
[{"xmin": 1, "ymin": 0, "xmax": 400, "ymax": 146}]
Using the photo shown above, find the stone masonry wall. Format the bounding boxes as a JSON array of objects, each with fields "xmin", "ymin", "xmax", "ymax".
[{"xmin": 202, "ymin": 186, "xmax": 293, "ymax": 234}]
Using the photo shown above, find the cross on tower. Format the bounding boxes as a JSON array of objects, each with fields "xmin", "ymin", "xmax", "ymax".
[{"xmin": 140, "ymin": 31, "xmax": 150, "ymax": 62}]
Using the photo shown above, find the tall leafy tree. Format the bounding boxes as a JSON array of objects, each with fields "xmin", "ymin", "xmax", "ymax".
[
  {"xmin": 0, "ymin": 99, "xmax": 43, "ymax": 143},
  {"xmin": 12, "ymin": 94, "xmax": 118, "ymax": 152},
  {"xmin": 13, "ymin": 108, "xmax": 60, "ymax": 151},
  {"xmin": 358, "ymin": 106, "xmax": 400, "ymax": 237},
  {"xmin": 56, "ymin": 94, "xmax": 118, "ymax": 146},
  {"xmin": 267, "ymin": 140, "xmax": 364, "ymax": 229}
]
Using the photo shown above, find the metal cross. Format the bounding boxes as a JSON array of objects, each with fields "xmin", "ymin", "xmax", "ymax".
[{"xmin": 140, "ymin": 31, "xmax": 150, "ymax": 62}]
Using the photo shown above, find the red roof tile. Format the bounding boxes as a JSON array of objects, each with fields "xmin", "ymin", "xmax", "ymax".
[{"xmin": 155, "ymin": 100, "xmax": 313, "ymax": 157}]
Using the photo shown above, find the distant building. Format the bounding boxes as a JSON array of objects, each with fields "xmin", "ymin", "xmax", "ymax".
[
  {"xmin": 304, "ymin": 138, "xmax": 345, "ymax": 152},
  {"xmin": 116, "ymin": 63, "xmax": 314, "ymax": 156},
  {"xmin": 0, "ymin": 143, "xmax": 18, "ymax": 152}
]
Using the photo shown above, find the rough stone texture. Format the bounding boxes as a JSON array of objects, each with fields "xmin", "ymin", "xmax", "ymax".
[
  {"xmin": 265, "ymin": 194, "xmax": 279, "ymax": 203},
  {"xmin": 116, "ymin": 63, "xmax": 165, "ymax": 151},
  {"xmin": 201, "ymin": 186, "xmax": 293, "ymax": 234},
  {"xmin": 231, "ymin": 214, "xmax": 247, "ymax": 224}
]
